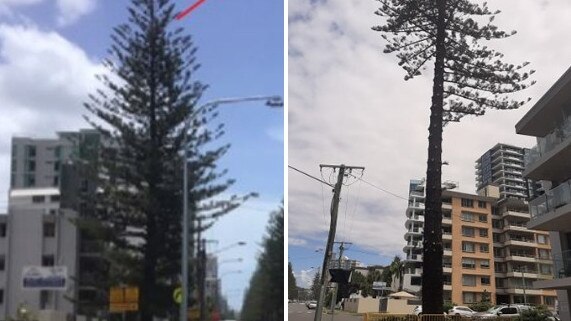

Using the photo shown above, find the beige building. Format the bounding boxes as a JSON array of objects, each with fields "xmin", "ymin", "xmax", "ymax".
[
  {"xmin": 403, "ymin": 179, "xmax": 556, "ymax": 308},
  {"xmin": 515, "ymin": 65, "xmax": 571, "ymax": 320}
]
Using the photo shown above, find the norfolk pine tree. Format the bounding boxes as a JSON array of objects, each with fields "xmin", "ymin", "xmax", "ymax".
[
  {"xmin": 83, "ymin": 0, "xmax": 252, "ymax": 320},
  {"xmin": 373, "ymin": 0, "xmax": 535, "ymax": 314}
]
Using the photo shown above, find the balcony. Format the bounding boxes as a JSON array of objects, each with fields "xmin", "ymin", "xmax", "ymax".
[
  {"xmin": 534, "ymin": 250, "xmax": 571, "ymax": 290},
  {"xmin": 524, "ymin": 117, "xmax": 571, "ymax": 181},
  {"xmin": 407, "ymin": 254, "xmax": 423, "ymax": 262},
  {"xmin": 528, "ymin": 179, "xmax": 571, "ymax": 231}
]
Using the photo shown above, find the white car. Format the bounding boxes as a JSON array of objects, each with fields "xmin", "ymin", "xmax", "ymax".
[
  {"xmin": 413, "ymin": 306, "xmax": 447, "ymax": 316},
  {"xmin": 448, "ymin": 306, "xmax": 476, "ymax": 316},
  {"xmin": 306, "ymin": 301, "xmax": 317, "ymax": 309}
]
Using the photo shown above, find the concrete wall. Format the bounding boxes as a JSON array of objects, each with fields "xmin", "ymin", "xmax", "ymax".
[
  {"xmin": 344, "ymin": 297, "xmax": 379, "ymax": 313},
  {"xmin": 386, "ymin": 298, "xmax": 416, "ymax": 314}
]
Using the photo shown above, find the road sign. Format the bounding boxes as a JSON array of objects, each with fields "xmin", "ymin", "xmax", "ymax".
[
  {"xmin": 173, "ymin": 287, "xmax": 183, "ymax": 304},
  {"xmin": 22, "ymin": 266, "xmax": 68, "ymax": 290},
  {"xmin": 110, "ymin": 302, "xmax": 138, "ymax": 313},
  {"xmin": 188, "ymin": 308, "xmax": 199, "ymax": 321},
  {"xmin": 109, "ymin": 286, "xmax": 139, "ymax": 313}
]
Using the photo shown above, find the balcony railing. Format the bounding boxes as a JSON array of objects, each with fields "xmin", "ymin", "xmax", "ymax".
[
  {"xmin": 525, "ymin": 116, "xmax": 571, "ymax": 168},
  {"xmin": 529, "ymin": 179, "xmax": 571, "ymax": 219}
]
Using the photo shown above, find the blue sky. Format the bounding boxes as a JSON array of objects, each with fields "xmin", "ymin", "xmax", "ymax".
[{"xmin": 0, "ymin": 0, "xmax": 283, "ymax": 312}]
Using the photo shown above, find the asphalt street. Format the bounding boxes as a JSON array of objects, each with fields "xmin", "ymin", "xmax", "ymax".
[{"xmin": 288, "ymin": 303, "xmax": 364, "ymax": 321}]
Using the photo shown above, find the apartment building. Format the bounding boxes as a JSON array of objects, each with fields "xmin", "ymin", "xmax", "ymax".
[
  {"xmin": 403, "ymin": 179, "xmax": 557, "ymax": 308},
  {"xmin": 1, "ymin": 188, "xmax": 78, "ymax": 319},
  {"xmin": 476, "ymin": 145, "xmax": 557, "ymax": 307},
  {"xmin": 2, "ymin": 130, "xmax": 103, "ymax": 319},
  {"xmin": 515, "ymin": 65, "xmax": 571, "ymax": 320},
  {"xmin": 475, "ymin": 143, "xmax": 541, "ymax": 201}
]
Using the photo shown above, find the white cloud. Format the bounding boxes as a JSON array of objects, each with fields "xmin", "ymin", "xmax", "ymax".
[
  {"xmin": 0, "ymin": 0, "xmax": 97, "ymax": 26},
  {"xmin": 0, "ymin": 23, "xmax": 106, "ymax": 204},
  {"xmin": 296, "ymin": 268, "xmax": 317, "ymax": 288},
  {"xmin": 288, "ymin": 0, "xmax": 571, "ymax": 262},
  {"xmin": 0, "ymin": 0, "xmax": 43, "ymax": 5},
  {"xmin": 288, "ymin": 237, "xmax": 307, "ymax": 246},
  {"xmin": 56, "ymin": 0, "xmax": 97, "ymax": 26}
]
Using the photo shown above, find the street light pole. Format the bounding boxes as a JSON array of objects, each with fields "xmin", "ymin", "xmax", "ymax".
[{"xmin": 180, "ymin": 95, "xmax": 282, "ymax": 321}]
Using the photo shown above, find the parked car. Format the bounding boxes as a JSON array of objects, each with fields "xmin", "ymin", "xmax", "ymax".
[
  {"xmin": 414, "ymin": 306, "xmax": 447, "ymax": 316},
  {"xmin": 306, "ymin": 301, "xmax": 317, "ymax": 309},
  {"xmin": 448, "ymin": 306, "xmax": 476, "ymax": 316},
  {"xmin": 413, "ymin": 306, "xmax": 422, "ymax": 315},
  {"xmin": 473, "ymin": 305, "xmax": 531, "ymax": 319}
]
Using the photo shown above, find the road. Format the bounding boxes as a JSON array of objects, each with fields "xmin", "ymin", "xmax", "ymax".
[{"xmin": 288, "ymin": 303, "xmax": 364, "ymax": 321}]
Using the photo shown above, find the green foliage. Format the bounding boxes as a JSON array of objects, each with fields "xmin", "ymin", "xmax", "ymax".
[
  {"xmin": 81, "ymin": 0, "xmax": 257, "ymax": 319},
  {"xmin": 442, "ymin": 302, "xmax": 456, "ymax": 313},
  {"xmin": 518, "ymin": 307, "xmax": 553, "ymax": 321},
  {"xmin": 288, "ymin": 262, "xmax": 298, "ymax": 300},
  {"xmin": 241, "ymin": 206, "xmax": 284, "ymax": 321},
  {"xmin": 469, "ymin": 301, "xmax": 493, "ymax": 312},
  {"xmin": 311, "ymin": 270, "xmax": 322, "ymax": 300}
]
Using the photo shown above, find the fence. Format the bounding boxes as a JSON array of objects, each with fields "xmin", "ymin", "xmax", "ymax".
[{"xmin": 363, "ymin": 314, "xmax": 519, "ymax": 321}]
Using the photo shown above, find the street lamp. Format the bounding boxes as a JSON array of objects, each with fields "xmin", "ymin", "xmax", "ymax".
[
  {"xmin": 220, "ymin": 258, "xmax": 243, "ymax": 264},
  {"xmin": 212, "ymin": 241, "xmax": 247, "ymax": 255},
  {"xmin": 181, "ymin": 96, "xmax": 281, "ymax": 321}
]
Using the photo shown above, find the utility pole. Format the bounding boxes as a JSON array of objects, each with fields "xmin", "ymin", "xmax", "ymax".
[
  {"xmin": 329, "ymin": 241, "xmax": 352, "ymax": 318},
  {"xmin": 314, "ymin": 164, "xmax": 364, "ymax": 321},
  {"xmin": 196, "ymin": 218, "xmax": 207, "ymax": 321}
]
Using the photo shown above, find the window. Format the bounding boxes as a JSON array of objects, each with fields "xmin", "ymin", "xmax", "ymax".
[
  {"xmin": 480, "ymin": 260, "xmax": 490, "ymax": 269},
  {"xmin": 462, "ymin": 242, "xmax": 475, "ymax": 253},
  {"xmin": 411, "ymin": 277, "xmax": 422, "ymax": 286},
  {"xmin": 0, "ymin": 255, "xmax": 4, "ymax": 271},
  {"xmin": 25, "ymin": 174, "xmax": 35, "ymax": 187},
  {"xmin": 499, "ymin": 307, "xmax": 517, "ymax": 315},
  {"xmin": 32, "ymin": 195, "xmax": 45, "ymax": 203},
  {"xmin": 478, "ymin": 214, "xmax": 487, "ymax": 223},
  {"xmin": 42, "ymin": 255, "xmax": 54, "ymax": 266},
  {"xmin": 462, "ymin": 258, "xmax": 476, "ymax": 269},
  {"xmin": 462, "ymin": 212, "xmax": 475, "ymax": 222},
  {"xmin": 462, "ymin": 275, "xmax": 476, "ymax": 286},
  {"xmin": 463, "ymin": 292, "xmax": 476, "ymax": 303},
  {"xmin": 479, "ymin": 229, "xmax": 489, "ymax": 237},
  {"xmin": 54, "ymin": 146, "xmax": 62, "ymax": 159},
  {"xmin": 26, "ymin": 145, "xmax": 36, "ymax": 158},
  {"xmin": 53, "ymin": 176, "xmax": 59, "ymax": 187},
  {"xmin": 478, "ymin": 201, "xmax": 487, "ymax": 209},
  {"xmin": 545, "ymin": 296, "xmax": 556, "ymax": 306},
  {"xmin": 480, "ymin": 244, "xmax": 489, "ymax": 253},
  {"xmin": 54, "ymin": 161, "xmax": 60, "ymax": 171},
  {"xmin": 50, "ymin": 195, "xmax": 60, "ymax": 203},
  {"xmin": 539, "ymin": 249, "xmax": 550, "ymax": 259},
  {"xmin": 537, "ymin": 234, "xmax": 548, "ymax": 244},
  {"xmin": 43, "ymin": 223, "xmax": 55, "ymax": 237},
  {"xmin": 27, "ymin": 160, "xmax": 36, "ymax": 172},
  {"xmin": 462, "ymin": 227, "xmax": 475, "ymax": 237},
  {"xmin": 40, "ymin": 290, "xmax": 49, "ymax": 309},
  {"xmin": 0, "ymin": 223, "xmax": 6, "ymax": 237},
  {"xmin": 481, "ymin": 277, "xmax": 491, "ymax": 285},
  {"xmin": 540, "ymin": 264, "xmax": 552, "ymax": 275},
  {"xmin": 0, "ymin": 289, "xmax": 3, "ymax": 304},
  {"xmin": 461, "ymin": 198, "xmax": 474, "ymax": 208},
  {"xmin": 492, "ymin": 219, "xmax": 503, "ymax": 229}
]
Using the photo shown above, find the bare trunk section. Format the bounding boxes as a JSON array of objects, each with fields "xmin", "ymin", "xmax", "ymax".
[{"xmin": 422, "ymin": 0, "xmax": 446, "ymax": 314}]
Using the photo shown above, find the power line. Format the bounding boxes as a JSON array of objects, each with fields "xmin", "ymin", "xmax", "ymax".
[
  {"xmin": 348, "ymin": 173, "xmax": 408, "ymax": 201},
  {"xmin": 289, "ymin": 165, "xmax": 333, "ymax": 187}
]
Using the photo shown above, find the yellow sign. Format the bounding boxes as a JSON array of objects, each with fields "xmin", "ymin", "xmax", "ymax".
[
  {"xmin": 188, "ymin": 308, "xmax": 200, "ymax": 321},
  {"xmin": 173, "ymin": 287, "xmax": 182, "ymax": 304},
  {"xmin": 109, "ymin": 286, "xmax": 139, "ymax": 313},
  {"xmin": 124, "ymin": 287, "xmax": 139, "ymax": 302},
  {"xmin": 110, "ymin": 302, "xmax": 139, "ymax": 313},
  {"xmin": 110, "ymin": 287, "xmax": 124, "ymax": 303}
]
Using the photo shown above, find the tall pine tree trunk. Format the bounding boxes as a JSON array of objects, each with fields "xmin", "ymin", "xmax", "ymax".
[{"xmin": 422, "ymin": 0, "xmax": 445, "ymax": 314}]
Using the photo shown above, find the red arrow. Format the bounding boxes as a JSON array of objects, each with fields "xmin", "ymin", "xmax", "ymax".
[{"xmin": 175, "ymin": 0, "xmax": 207, "ymax": 20}]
